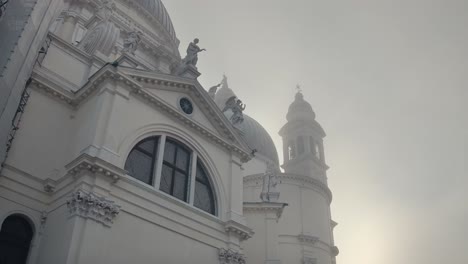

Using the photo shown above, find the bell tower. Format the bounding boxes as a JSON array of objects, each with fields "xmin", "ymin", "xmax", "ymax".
[{"xmin": 279, "ymin": 89, "xmax": 328, "ymax": 183}]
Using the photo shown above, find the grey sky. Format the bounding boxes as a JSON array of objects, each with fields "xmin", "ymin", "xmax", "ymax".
[{"xmin": 163, "ymin": 1, "xmax": 468, "ymax": 263}]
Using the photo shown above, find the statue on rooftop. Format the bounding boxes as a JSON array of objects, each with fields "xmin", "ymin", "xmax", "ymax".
[
  {"xmin": 122, "ymin": 31, "xmax": 141, "ymax": 54},
  {"xmin": 208, "ymin": 83, "xmax": 221, "ymax": 99},
  {"xmin": 182, "ymin": 38, "xmax": 205, "ymax": 67},
  {"xmin": 260, "ymin": 162, "xmax": 280, "ymax": 202}
]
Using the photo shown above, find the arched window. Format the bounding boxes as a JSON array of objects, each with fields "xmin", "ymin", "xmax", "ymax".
[
  {"xmin": 297, "ymin": 136, "xmax": 305, "ymax": 155},
  {"xmin": 0, "ymin": 214, "xmax": 34, "ymax": 264},
  {"xmin": 194, "ymin": 161, "xmax": 215, "ymax": 215},
  {"xmin": 124, "ymin": 135, "xmax": 217, "ymax": 215},
  {"xmin": 124, "ymin": 136, "xmax": 159, "ymax": 185},
  {"xmin": 288, "ymin": 140, "xmax": 296, "ymax": 160}
]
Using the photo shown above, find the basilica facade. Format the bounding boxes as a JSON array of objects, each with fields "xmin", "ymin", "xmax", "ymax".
[{"xmin": 0, "ymin": 1, "xmax": 338, "ymax": 263}]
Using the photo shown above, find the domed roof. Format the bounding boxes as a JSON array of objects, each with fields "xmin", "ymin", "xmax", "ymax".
[
  {"xmin": 241, "ymin": 115, "xmax": 279, "ymax": 165},
  {"xmin": 133, "ymin": 0, "xmax": 177, "ymax": 43},
  {"xmin": 286, "ymin": 92, "xmax": 316, "ymax": 121}
]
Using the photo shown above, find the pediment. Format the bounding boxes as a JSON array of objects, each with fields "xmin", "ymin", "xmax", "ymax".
[
  {"xmin": 118, "ymin": 67, "xmax": 253, "ymax": 160},
  {"xmin": 30, "ymin": 65, "xmax": 252, "ymax": 162},
  {"xmin": 143, "ymin": 88, "xmax": 220, "ymax": 136}
]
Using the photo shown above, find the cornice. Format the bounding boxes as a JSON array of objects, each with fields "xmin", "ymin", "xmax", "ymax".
[
  {"xmin": 47, "ymin": 33, "xmax": 93, "ymax": 64},
  {"xmin": 120, "ymin": 68, "xmax": 253, "ymax": 162},
  {"xmin": 65, "ymin": 153, "xmax": 128, "ymax": 183},
  {"xmin": 282, "ymin": 152, "xmax": 329, "ymax": 171},
  {"xmin": 298, "ymin": 234, "xmax": 319, "ymax": 244},
  {"xmin": 31, "ymin": 66, "xmax": 252, "ymax": 162},
  {"xmin": 244, "ymin": 173, "xmax": 332, "ymax": 203},
  {"xmin": 224, "ymin": 220, "xmax": 253, "ymax": 241},
  {"xmin": 243, "ymin": 202, "xmax": 288, "ymax": 219}
]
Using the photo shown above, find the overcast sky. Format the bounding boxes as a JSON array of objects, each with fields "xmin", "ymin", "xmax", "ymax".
[{"xmin": 164, "ymin": 1, "xmax": 468, "ymax": 263}]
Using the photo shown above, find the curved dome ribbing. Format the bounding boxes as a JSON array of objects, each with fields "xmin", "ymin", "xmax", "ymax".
[
  {"xmin": 133, "ymin": 0, "xmax": 177, "ymax": 43},
  {"xmin": 242, "ymin": 115, "xmax": 279, "ymax": 165}
]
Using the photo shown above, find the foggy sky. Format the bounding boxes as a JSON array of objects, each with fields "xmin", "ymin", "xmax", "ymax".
[{"xmin": 163, "ymin": 1, "xmax": 468, "ymax": 263}]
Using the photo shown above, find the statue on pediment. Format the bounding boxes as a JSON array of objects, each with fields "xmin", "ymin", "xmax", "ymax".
[
  {"xmin": 182, "ymin": 38, "xmax": 205, "ymax": 67},
  {"xmin": 208, "ymin": 83, "xmax": 221, "ymax": 99}
]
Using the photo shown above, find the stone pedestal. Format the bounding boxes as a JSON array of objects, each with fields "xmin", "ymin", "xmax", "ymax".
[{"xmin": 175, "ymin": 64, "xmax": 201, "ymax": 79}]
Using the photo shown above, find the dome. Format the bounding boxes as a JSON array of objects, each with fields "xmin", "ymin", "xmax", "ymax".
[
  {"xmin": 133, "ymin": 0, "xmax": 177, "ymax": 43},
  {"xmin": 241, "ymin": 115, "xmax": 279, "ymax": 165},
  {"xmin": 286, "ymin": 92, "xmax": 316, "ymax": 121}
]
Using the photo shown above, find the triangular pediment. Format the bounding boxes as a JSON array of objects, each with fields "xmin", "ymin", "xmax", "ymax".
[{"xmin": 118, "ymin": 67, "xmax": 253, "ymax": 160}]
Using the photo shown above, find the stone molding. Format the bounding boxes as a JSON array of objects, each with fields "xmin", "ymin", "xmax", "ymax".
[
  {"xmin": 298, "ymin": 234, "xmax": 319, "ymax": 245},
  {"xmin": 65, "ymin": 153, "xmax": 127, "ymax": 183},
  {"xmin": 66, "ymin": 189, "xmax": 120, "ymax": 227},
  {"xmin": 303, "ymin": 256, "xmax": 317, "ymax": 264},
  {"xmin": 244, "ymin": 173, "xmax": 332, "ymax": 203},
  {"xmin": 31, "ymin": 66, "xmax": 252, "ymax": 162},
  {"xmin": 243, "ymin": 202, "xmax": 287, "ymax": 219},
  {"xmin": 218, "ymin": 248, "xmax": 246, "ymax": 264},
  {"xmin": 224, "ymin": 220, "xmax": 253, "ymax": 241}
]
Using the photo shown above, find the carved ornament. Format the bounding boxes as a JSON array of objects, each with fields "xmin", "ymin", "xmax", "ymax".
[
  {"xmin": 218, "ymin": 248, "xmax": 246, "ymax": 264},
  {"xmin": 66, "ymin": 189, "xmax": 120, "ymax": 227}
]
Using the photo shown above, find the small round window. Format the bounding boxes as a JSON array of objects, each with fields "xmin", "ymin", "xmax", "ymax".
[{"xmin": 179, "ymin": 97, "xmax": 193, "ymax": 115}]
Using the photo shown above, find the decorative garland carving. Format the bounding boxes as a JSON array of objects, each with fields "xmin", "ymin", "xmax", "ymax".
[
  {"xmin": 218, "ymin": 249, "xmax": 246, "ymax": 264},
  {"xmin": 66, "ymin": 189, "xmax": 120, "ymax": 227}
]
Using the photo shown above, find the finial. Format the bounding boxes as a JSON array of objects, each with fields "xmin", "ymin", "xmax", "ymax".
[{"xmin": 296, "ymin": 84, "xmax": 302, "ymax": 93}]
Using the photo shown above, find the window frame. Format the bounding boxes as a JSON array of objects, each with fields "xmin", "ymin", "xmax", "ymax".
[{"xmin": 124, "ymin": 134, "xmax": 218, "ymax": 216}]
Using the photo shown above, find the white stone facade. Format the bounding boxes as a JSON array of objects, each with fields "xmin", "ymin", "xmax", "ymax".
[{"xmin": 0, "ymin": 1, "xmax": 338, "ymax": 263}]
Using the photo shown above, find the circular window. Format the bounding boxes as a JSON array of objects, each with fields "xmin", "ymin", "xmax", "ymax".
[{"xmin": 179, "ymin": 97, "xmax": 193, "ymax": 115}]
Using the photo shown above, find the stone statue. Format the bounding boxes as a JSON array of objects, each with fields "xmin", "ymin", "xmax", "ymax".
[
  {"xmin": 122, "ymin": 31, "xmax": 141, "ymax": 54},
  {"xmin": 97, "ymin": 0, "xmax": 115, "ymax": 21},
  {"xmin": 182, "ymin": 38, "xmax": 205, "ymax": 67},
  {"xmin": 230, "ymin": 99, "xmax": 246, "ymax": 125},
  {"xmin": 222, "ymin": 96, "xmax": 246, "ymax": 126},
  {"xmin": 208, "ymin": 83, "xmax": 221, "ymax": 99},
  {"xmin": 260, "ymin": 162, "xmax": 280, "ymax": 202}
]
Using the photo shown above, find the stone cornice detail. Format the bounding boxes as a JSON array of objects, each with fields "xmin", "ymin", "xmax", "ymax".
[
  {"xmin": 218, "ymin": 248, "xmax": 246, "ymax": 264},
  {"xmin": 224, "ymin": 220, "xmax": 253, "ymax": 241},
  {"xmin": 67, "ymin": 189, "xmax": 120, "ymax": 227},
  {"xmin": 65, "ymin": 153, "xmax": 127, "ymax": 183},
  {"xmin": 296, "ymin": 234, "xmax": 339, "ymax": 256},
  {"xmin": 244, "ymin": 173, "xmax": 332, "ymax": 203},
  {"xmin": 243, "ymin": 202, "xmax": 288, "ymax": 219},
  {"xmin": 298, "ymin": 234, "xmax": 319, "ymax": 244},
  {"xmin": 121, "ymin": 68, "xmax": 253, "ymax": 159},
  {"xmin": 31, "ymin": 65, "xmax": 252, "ymax": 162},
  {"xmin": 282, "ymin": 151, "xmax": 329, "ymax": 171}
]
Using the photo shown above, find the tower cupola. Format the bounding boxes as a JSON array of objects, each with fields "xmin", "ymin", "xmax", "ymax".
[{"xmin": 279, "ymin": 90, "xmax": 328, "ymax": 182}]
